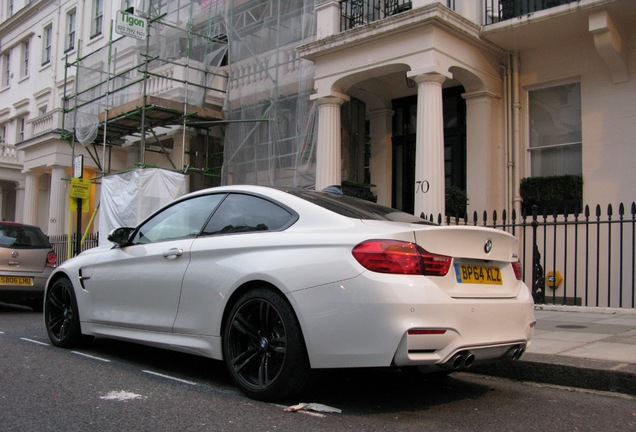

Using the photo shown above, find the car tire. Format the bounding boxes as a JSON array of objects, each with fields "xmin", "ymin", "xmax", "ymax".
[
  {"xmin": 223, "ymin": 288, "xmax": 312, "ymax": 401},
  {"xmin": 44, "ymin": 278, "xmax": 85, "ymax": 348}
]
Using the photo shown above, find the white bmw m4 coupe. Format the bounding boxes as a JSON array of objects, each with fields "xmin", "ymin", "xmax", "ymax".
[{"xmin": 44, "ymin": 185, "xmax": 535, "ymax": 401}]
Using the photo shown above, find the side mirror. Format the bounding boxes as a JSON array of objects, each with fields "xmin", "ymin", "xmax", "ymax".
[{"xmin": 107, "ymin": 227, "xmax": 135, "ymax": 247}]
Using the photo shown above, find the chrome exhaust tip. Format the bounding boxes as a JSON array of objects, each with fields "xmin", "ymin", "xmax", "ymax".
[
  {"xmin": 451, "ymin": 353, "xmax": 465, "ymax": 369},
  {"xmin": 462, "ymin": 351, "xmax": 476, "ymax": 368},
  {"xmin": 512, "ymin": 347, "xmax": 525, "ymax": 361}
]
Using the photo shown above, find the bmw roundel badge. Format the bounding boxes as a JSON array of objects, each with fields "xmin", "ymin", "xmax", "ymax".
[{"xmin": 484, "ymin": 239, "xmax": 492, "ymax": 254}]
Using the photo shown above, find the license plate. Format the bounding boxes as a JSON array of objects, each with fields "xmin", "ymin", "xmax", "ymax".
[
  {"xmin": 0, "ymin": 276, "xmax": 34, "ymax": 286},
  {"xmin": 454, "ymin": 264, "xmax": 502, "ymax": 285}
]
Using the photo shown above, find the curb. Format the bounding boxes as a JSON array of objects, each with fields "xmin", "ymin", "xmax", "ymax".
[{"xmin": 470, "ymin": 353, "xmax": 636, "ymax": 396}]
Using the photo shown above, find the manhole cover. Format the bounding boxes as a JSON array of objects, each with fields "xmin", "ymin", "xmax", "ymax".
[{"xmin": 555, "ymin": 325, "xmax": 588, "ymax": 329}]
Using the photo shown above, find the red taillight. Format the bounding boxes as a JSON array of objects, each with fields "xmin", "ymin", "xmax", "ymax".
[
  {"xmin": 46, "ymin": 251, "xmax": 57, "ymax": 268},
  {"xmin": 352, "ymin": 240, "xmax": 451, "ymax": 276},
  {"xmin": 511, "ymin": 261, "xmax": 522, "ymax": 280},
  {"xmin": 419, "ymin": 249, "xmax": 453, "ymax": 277}
]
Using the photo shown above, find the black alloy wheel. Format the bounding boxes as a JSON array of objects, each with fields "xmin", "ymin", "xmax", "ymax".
[
  {"xmin": 223, "ymin": 288, "xmax": 311, "ymax": 401},
  {"xmin": 44, "ymin": 278, "xmax": 83, "ymax": 348}
]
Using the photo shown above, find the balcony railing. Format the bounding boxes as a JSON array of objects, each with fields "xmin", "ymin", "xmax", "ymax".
[
  {"xmin": 340, "ymin": 0, "xmax": 413, "ymax": 31},
  {"xmin": 0, "ymin": 144, "xmax": 19, "ymax": 164},
  {"xmin": 485, "ymin": 0, "xmax": 579, "ymax": 25},
  {"xmin": 29, "ymin": 108, "xmax": 64, "ymax": 138}
]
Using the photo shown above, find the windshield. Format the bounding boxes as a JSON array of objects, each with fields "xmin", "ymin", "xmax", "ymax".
[{"xmin": 0, "ymin": 224, "xmax": 51, "ymax": 249}]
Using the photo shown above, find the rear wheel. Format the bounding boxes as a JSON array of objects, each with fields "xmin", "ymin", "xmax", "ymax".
[
  {"xmin": 44, "ymin": 278, "xmax": 84, "ymax": 348},
  {"xmin": 223, "ymin": 288, "xmax": 312, "ymax": 401}
]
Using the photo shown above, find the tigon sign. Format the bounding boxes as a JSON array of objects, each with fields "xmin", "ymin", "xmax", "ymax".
[{"xmin": 115, "ymin": 10, "xmax": 148, "ymax": 40}]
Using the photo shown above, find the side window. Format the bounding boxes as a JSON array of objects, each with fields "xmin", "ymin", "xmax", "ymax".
[
  {"xmin": 131, "ymin": 194, "xmax": 224, "ymax": 245},
  {"xmin": 202, "ymin": 194, "xmax": 294, "ymax": 235}
]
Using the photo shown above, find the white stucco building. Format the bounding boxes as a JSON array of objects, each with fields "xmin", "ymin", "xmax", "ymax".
[{"xmin": 0, "ymin": 0, "xmax": 634, "ymax": 247}]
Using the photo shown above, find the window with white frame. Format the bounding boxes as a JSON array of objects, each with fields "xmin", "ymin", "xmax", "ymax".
[
  {"xmin": 17, "ymin": 117, "xmax": 25, "ymax": 143},
  {"xmin": 0, "ymin": 124, "xmax": 6, "ymax": 144},
  {"xmin": 91, "ymin": 0, "xmax": 104, "ymax": 38},
  {"xmin": 65, "ymin": 9, "xmax": 77, "ymax": 52},
  {"xmin": 7, "ymin": 1, "xmax": 14, "ymax": 17},
  {"xmin": 528, "ymin": 82, "xmax": 582, "ymax": 177},
  {"xmin": 1, "ymin": 52, "xmax": 10, "ymax": 88},
  {"xmin": 21, "ymin": 40, "xmax": 29, "ymax": 78},
  {"xmin": 42, "ymin": 24, "xmax": 52, "ymax": 65}
]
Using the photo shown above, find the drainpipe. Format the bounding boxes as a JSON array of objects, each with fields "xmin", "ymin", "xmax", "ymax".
[
  {"xmin": 502, "ymin": 59, "xmax": 512, "ymax": 216},
  {"xmin": 511, "ymin": 53, "xmax": 522, "ymax": 216}
]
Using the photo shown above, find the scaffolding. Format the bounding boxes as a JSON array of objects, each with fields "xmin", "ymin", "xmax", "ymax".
[{"xmin": 61, "ymin": 0, "xmax": 318, "ymax": 189}]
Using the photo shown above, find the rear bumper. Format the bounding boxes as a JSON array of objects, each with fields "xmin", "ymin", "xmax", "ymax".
[
  {"xmin": 290, "ymin": 271, "xmax": 535, "ymax": 369},
  {"xmin": 0, "ymin": 272, "xmax": 50, "ymax": 300},
  {"xmin": 391, "ymin": 301, "xmax": 535, "ymax": 367}
]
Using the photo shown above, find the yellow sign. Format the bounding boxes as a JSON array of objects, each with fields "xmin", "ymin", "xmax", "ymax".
[
  {"xmin": 70, "ymin": 178, "xmax": 91, "ymax": 199},
  {"xmin": 546, "ymin": 271, "xmax": 563, "ymax": 288},
  {"xmin": 70, "ymin": 197, "xmax": 90, "ymax": 213}
]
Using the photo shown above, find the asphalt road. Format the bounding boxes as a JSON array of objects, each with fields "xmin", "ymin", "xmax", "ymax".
[{"xmin": 1, "ymin": 303, "xmax": 635, "ymax": 432}]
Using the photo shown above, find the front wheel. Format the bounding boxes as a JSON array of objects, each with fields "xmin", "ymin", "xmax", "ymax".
[
  {"xmin": 44, "ymin": 278, "xmax": 84, "ymax": 348},
  {"xmin": 223, "ymin": 288, "xmax": 312, "ymax": 401}
]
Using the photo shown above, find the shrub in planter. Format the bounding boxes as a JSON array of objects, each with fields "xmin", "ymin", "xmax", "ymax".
[
  {"xmin": 520, "ymin": 175, "xmax": 583, "ymax": 215},
  {"xmin": 446, "ymin": 186, "xmax": 468, "ymax": 218}
]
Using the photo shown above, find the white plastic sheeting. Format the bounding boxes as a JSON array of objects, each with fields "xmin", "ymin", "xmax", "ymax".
[{"xmin": 98, "ymin": 168, "xmax": 187, "ymax": 245}]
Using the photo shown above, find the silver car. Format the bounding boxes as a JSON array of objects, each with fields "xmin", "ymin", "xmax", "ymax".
[{"xmin": 0, "ymin": 222, "xmax": 57, "ymax": 311}]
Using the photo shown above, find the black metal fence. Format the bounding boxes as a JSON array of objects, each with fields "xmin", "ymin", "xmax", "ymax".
[
  {"xmin": 50, "ymin": 232, "xmax": 99, "ymax": 264},
  {"xmin": 49, "ymin": 202, "xmax": 636, "ymax": 310},
  {"xmin": 340, "ymin": 0, "xmax": 413, "ymax": 31},
  {"xmin": 485, "ymin": 0, "xmax": 579, "ymax": 24},
  {"xmin": 427, "ymin": 203, "xmax": 636, "ymax": 310},
  {"xmin": 339, "ymin": 1, "xmax": 580, "ymax": 29}
]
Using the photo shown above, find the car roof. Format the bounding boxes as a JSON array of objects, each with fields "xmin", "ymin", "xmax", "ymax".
[{"xmin": 0, "ymin": 221, "xmax": 42, "ymax": 230}]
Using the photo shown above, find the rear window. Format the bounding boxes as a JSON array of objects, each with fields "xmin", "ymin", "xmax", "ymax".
[
  {"xmin": 0, "ymin": 225, "xmax": 51, "ymax": 249},
  {"xmin": 285, "ymin": 189, "xmax": 435, "ymax": 225}
]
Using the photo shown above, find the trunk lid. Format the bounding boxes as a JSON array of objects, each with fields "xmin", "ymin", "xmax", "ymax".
[{"xmin": 413, "ymin": 225, "xmax": 523, "ymax": 299}]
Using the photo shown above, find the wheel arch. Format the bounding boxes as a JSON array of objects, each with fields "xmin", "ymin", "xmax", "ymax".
[{"xmin": 220, "ymin": 280, "xmax": 309, "ymax": 356}]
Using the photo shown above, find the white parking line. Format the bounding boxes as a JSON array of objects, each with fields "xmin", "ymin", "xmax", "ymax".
[
  {"xmin": 21, "ymin": 337, "xmax": 49, "ymax": 346},
  {"xmin": 72, "ymin": 351, "xmax": 112, "ymax": 362},
  {"xmin": 142, "ymin": 370, "xmax": 198, "ymax": 385}
]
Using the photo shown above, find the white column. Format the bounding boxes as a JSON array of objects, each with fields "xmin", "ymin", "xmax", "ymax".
[
  {"xmin": 413, "ymin": 73, "xmax": 446, "ymax": 219},
  {"xmin": 369, "ymin": 108, "xmax": 394, "ymax": 206},
  {"xmin": 315, "ymin": 96, "xmax": 345, "ymax": 190},
  {"xmin": 14, "ymin": 180, "xmax": 25, "ymax": 223},
  {"xmin": 48, "ymin": 165, "xmax": 67, "ymax": 236},
  {"xmin": 464, "ymin": 90, "xmax": 502, "ymax": 213},
  {"xmin": 23, "ymin": 172, "xmax": 39, "ymax": 225}
]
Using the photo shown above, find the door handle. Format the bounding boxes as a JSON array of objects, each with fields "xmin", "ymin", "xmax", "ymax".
[{"xmin": 162, "ymin": 248, "xmax": 184, "ymax": 259}]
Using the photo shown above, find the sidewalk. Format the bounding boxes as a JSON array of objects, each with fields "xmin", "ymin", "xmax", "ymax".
[{"xmin": 471, "ymin": 305, "xmax": 636, "ymax": 396}]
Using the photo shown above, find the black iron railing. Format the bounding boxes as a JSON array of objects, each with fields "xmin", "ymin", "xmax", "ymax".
[
  {"xmin": 340, "ymin": 0, "xmax": 413, "ymax": 31},
  {"xmin": 424, "ymin": 203, "xmax": 636, "ymax": 310},
  {"xmin": 50, "ymin": 232, "xmax": 99, "ymax": 264},
  {"xmin": 485, "ymin": 0, "xmax": 579, "ymax": 24},
  {"xmin": 49, "ymin": 201, "xmax": 636, "ymax": 310}
]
